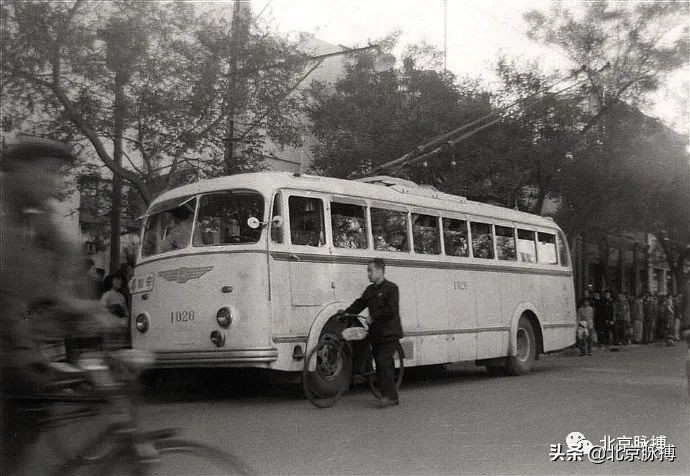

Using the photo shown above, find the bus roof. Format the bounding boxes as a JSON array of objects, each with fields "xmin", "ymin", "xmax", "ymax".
[{"xmin": 149, "ymin": 172, "xmax": 560, "ymax": 230}]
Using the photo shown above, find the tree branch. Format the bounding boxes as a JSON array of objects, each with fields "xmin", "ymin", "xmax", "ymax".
[{"xmin": 49, "ymin": 58, "xmax": 151, "ymax": 203}]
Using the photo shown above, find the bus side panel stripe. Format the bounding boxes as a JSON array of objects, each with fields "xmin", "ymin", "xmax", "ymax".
[{"xmin": 269, "ymin": 251, "xmax": 572, "ymax": 277}]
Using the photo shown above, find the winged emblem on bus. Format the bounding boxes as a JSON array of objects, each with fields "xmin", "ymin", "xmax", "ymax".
[{"xmin": 158, "ymin": 266, "xmax": 213, "ymax": 284}]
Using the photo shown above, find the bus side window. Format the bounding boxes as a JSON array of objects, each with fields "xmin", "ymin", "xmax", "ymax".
[
  {"xmin": 371, "ymin": 208, "xmax": 409, "ymax": 252},
  {"xmin": 495, "ymin": 225, "xmax": 516, "ymax": 260},
  {"xmin": 288, "ymin": 196, "xmax": 325, "ymax": 247},
  {"xmin": 442, "ymin": 218, "xmax": 469, "ymax": 257},
  {"xmin": 470, "ymin": 222, "xmax": 494, "ymax": 259},
  {"xmin": 271, "ymin": 193, "xmax": 283, "ymax": 244},
  {"xmin": 517, "ymin": 229, "xmax": 537, "ymax": 262},
  {"xmin": 412, "ymin": 213, "xmax": 440, "ymax": 254},
  {"xmin": 331, "ymin": 202, "xmax": 368, "ymax": 249},
  {"xmin": 537, "ymin": 232, "xmax": 558, "ymax": 264},
  {"xmin": 557, "ymin": 231, "xmax": 570, "ymax": 267}
]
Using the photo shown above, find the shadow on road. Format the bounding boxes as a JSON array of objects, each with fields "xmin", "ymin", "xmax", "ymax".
[{"xmin": 140, "ymin": 362, "xmax": 513, "ymax": 404}]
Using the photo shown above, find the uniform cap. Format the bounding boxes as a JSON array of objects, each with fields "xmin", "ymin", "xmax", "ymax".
[{"xmin": 1, "ymin": 136, "xmax": 74, "ymax": 172}]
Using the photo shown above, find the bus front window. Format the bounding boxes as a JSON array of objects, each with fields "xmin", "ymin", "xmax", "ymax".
[
  {"xmin": 142, "ymin": 197, "xmax": 197, "ymax": 257},
  {"xmin": 193, "ymin": 191, "xmax": 264, "ymax": 246}
]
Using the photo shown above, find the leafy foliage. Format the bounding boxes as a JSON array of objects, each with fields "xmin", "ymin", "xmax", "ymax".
[{"xmin": 1, "ymin": 1, "xmax": 309, "ymax": 202}]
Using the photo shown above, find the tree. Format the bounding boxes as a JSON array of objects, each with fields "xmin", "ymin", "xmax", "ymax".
[
  {"xmin": 2, "ymin": 0, "xmax": 309, "ymax": 267},
  {"xmin": 522, "ymin": 1, "xmax": 690, "ymax": 286},
  {"xmin": 524, "ymin": 1, "xmax": 689, "ymax": 137},
  {"xmin": 306, "ymin": 43, "xmax": 494, "ymax": 185}
]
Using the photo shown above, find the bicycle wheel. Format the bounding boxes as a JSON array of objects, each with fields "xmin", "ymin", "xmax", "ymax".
[
  {"xmin": 43, "ymin": 395, "xmax": 115, "ymax": 463},
  {"xmin": 366, "ymin": 342, "xmax": 405, "ymax": 399},
  {"xmin": 149, "ymin": 438, "xmax": 253, "ymax": 475},
  {"xmin": 65, "ymin": 437, "xmax": 253, "ymax": 476},
  {"xmin": 302, "ymin": 338, "xmax": 352, "ymax": 408},
  {"xmin": 52, "ymin": 423, "xmax": 130, "ymax": 476}
]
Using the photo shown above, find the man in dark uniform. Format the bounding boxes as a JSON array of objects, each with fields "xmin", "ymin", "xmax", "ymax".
[{"xmin": 339, "ymin": 258, "xmax": 403, "ymax": 407}]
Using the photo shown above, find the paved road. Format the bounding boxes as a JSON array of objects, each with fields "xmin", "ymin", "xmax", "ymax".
[{"xmin": 24, "ymin": 343, "xmax": 689, "ymax": 475}]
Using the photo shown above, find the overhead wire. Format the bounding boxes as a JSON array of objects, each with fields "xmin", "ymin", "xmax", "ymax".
[
  {"xmin": 389, "ymin": 74, "xmax": 591, "ymax": 172},
  {"xmin": 367, "ymin": 65, "xmax": 588, "ymax": 176}
]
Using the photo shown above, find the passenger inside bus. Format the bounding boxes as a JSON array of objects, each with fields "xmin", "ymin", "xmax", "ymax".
[
  {"xmin": 289, "ymin": 196, "xmax": 325, "ymax": 247},
  {"xmin": 157, "ymin": 203, "xmax": 195, "ymax": 253}
]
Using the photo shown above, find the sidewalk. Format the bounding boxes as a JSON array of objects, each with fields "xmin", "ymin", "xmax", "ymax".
[{"xmin": 557, "ymin": 341, "xmax": 681, "ymax": 358}]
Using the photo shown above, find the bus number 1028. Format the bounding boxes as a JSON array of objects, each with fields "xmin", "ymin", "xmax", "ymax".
[{"xmin": 170, "ymin": 310, "xmax": 195, "ymax": 323}]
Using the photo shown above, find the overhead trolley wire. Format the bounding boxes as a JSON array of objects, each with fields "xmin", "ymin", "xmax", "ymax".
[{"xmin": 364, "ymin": 65, "xmax": 590, "ymax": 177}]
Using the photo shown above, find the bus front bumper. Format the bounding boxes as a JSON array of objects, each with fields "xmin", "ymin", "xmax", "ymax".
[{"xmin": 151, "ymin": 347, "xmax": 279, "ymax": 368}]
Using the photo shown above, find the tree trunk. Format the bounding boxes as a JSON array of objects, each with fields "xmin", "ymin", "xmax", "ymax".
[
  {"xmin": 224, "ymin": 0, "xmax": 250, "ymax": 174},
  {"xmin": 110, "ymin": 75, "xmax": 126, "ymax": 274}
]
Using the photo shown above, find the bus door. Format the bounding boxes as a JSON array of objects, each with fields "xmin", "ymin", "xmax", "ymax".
[{"xmin": 272, "ymin": 190, "xmax": 334, "ymax": 332}]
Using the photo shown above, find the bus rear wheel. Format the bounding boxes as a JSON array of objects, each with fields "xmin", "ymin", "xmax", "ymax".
[{"xmin": 506, "ymin": 316, "xmax": 536, "ymax": 376}]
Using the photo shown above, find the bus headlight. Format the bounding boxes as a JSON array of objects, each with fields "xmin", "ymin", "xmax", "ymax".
[
  {"xmin": 210, "ymin": 330, "xmax": 225, "ymax": 347},
  {"xmin": 135, "ymin": 313, "xmax": 150, "ymax": 333},
  {"xmin": 216, "ymin": 307, "xmax": 232, "ymax": 328}
]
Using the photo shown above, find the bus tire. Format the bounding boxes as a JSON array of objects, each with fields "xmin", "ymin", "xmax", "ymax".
[
  {"xmin": 305, "ymin": 323, "xmax": 353, "ymax": 397},
  {"xmin": 506, "ymin": 316, "xmax": 536, "ymax": 376}
]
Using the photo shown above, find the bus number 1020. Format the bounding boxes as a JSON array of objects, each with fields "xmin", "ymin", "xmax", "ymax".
[{"xmin": 170, "ymin": 310, "xmax": 195, "ymax": 323}]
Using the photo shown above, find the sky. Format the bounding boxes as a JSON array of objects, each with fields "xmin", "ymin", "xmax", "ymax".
[{"xmin": 247, "ymin": 0, "xmax": 689, "ymax": 134}]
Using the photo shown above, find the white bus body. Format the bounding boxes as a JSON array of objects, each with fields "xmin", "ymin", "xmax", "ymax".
[{"xmin": 131, "ymin": 172, "xmax": 575, "ymax": 372}]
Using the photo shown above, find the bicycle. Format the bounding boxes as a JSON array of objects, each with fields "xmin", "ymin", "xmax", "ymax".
[
  {"xmin": 6, "ymin": 348, "xmax": 253, "ymax": 475},
  {"xmin": 302, "ymin": 314, "xmax": 404, "ymax": 408}
]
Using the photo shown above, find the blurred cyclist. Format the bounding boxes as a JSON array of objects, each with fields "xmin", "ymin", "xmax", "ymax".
[{"xmin": 1, "ymin": 137, "xmax": 112, "ymax": 474}]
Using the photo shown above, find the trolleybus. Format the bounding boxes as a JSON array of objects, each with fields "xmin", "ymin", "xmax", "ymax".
[{"xmin": 130, "ymin": 172, "xmax": 575, "ymax": 386}]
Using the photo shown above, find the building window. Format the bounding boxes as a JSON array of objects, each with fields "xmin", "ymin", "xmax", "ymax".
[
  {"xmin": 517, "ymin": 229, "xmax": 537, "ymax": 262},
  {"xmin": 331, "ymin": 201, "xmax": 368, "ymax": 249},
  {"xmin": 495, "ymin": 225, "xmax": 517, "ymax": 261},
  {"xmin": 289, "ymin": 196, "xmax": 325, "ymax": 247},
  {"xmin": 471, "ymin": 222, "xmax": 494, "ymax": 259},
  {"xmin": 537, "ymin": 232, "xmax": 558, "ymax": 264},
  {"xmin": 412, "ymin": 213, "xmax": 440, "ymax": 254},
  {"xmin": 371, "ymin": 208, "xmax": 409, "ymax": 252},
  {"xmin": 442, "ymin": 218, "xmax": 469, "ymax": 257}
]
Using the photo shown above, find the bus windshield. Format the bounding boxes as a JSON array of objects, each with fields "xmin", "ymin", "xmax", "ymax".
[
  {"xmin": 142, "ymin": 196, "xmax": 197, "ymax": 257},
  {"xmin": 193, "ymin": 191, "xmax": 264, "ymax": 246},
  {"xmin": 141, "ymin": 190, "xmax": 265, "ymax": 258}
]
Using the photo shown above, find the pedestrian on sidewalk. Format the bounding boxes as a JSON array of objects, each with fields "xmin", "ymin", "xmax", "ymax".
[
  {"xmin": 613, "ymin": 292, "xmax": 631, "ymax": 345},
  {"xmin": 100, "ymin": 273, "xmax": 130, "ymax": 346},
  {"xmin": 631, "ymin": 293, "xmax": 644, "ymax": 343},
  {"xmin": 655, "ymin": 294, "xmax": 667, "ymax": 342},
  {"xmin": 662, "ymin": 294, "xmax": 675, "ymax": 346},
  {"xmin": 596, "ymin": 290, "xmax": 614, "ymax": 348},
  {"xmin": 673, "ymin": 293, "xmax": 683, "ymax": 341},
  {"xmin": 576, "ymin": 298, "xmax": 594, "ymax": 356},
  {"xmin": 643, "ymin": 293, "xmax": 657, "ymax": 344}
]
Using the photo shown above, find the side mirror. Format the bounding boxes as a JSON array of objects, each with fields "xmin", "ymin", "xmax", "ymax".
[
  {"xmin": 248, "ymin": 215, "xmax": 283, "ymax": 229},
  {"xmin": 247, "ymin": 217, "xmax": 261, "ymax": 229}
]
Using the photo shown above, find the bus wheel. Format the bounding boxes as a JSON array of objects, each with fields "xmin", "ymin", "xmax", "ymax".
[
  {"xmin": 506, "ymin": 316, "xmax": 536, "ymax": 376},
  {"xmin": 306, "ymin": 327, "xmax": 353, "ymax": 397}
]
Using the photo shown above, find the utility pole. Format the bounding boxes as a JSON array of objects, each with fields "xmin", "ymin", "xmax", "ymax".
[
  {"xmin": 443, "ymin": 0, "xmax": 447, "ymax": 73},
  {"xmin": 224, "ymin": 0, "xmax": 251, "ymax": 174}
]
